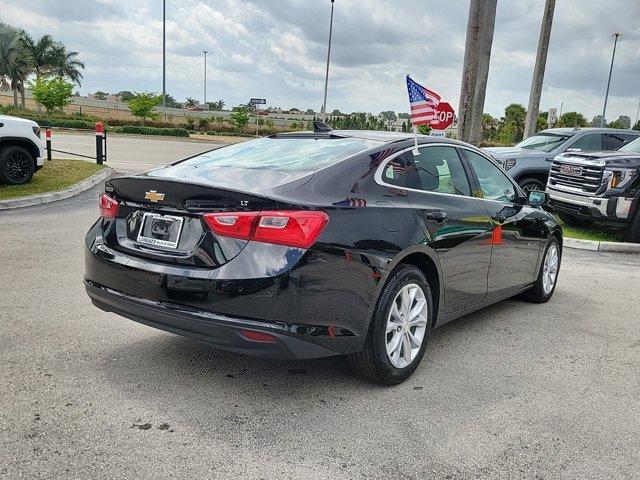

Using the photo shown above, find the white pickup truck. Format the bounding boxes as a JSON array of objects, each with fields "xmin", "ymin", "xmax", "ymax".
[{"xmin": 0, "ymin": 114, "xmax": 45, "ymax": 185}]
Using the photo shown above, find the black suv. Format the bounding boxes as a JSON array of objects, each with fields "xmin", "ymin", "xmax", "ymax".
[{"xmin": 547, "ymin": 137, "xmax": 640, "ymax": 241}]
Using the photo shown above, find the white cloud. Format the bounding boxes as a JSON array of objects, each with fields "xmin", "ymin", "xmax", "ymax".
[{"xmin": 1, "ymin": 0, "xmax": 638, "ymax": 121}]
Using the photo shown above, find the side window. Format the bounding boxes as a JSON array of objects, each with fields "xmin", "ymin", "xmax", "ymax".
[
  {"xmin": 603, "ymin": 133, "xmax": 637, "ymax": 150},
  {"xmin": 381, "ymin": 156, "xmax": 408, "ymax": 187},
  {"xmin": 465, "ymin": 150, "xmax": 518, "ymax": 203},
  {"xmin": 408, "ymin": 146, "xmax": 471, "ymax": 196},
  {"xmin": 568, "ymin": 134, "xmax": 603, "ymax": 152}
]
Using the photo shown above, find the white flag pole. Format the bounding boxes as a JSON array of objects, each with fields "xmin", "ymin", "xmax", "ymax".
[{"xmin": 412, "ymin": 124, "xmax": 419, "ymax": 155}]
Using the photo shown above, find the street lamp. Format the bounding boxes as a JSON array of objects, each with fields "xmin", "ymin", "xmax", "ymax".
[
  {"xmin": 162, "ymin": 0, "xmax": 166, "ymax": 120},
  {"xmin": 601, "ymin": 32, "xmax": 622, "ymax": 127},
  {"xmin": 203, "ymin": 50, "xmax": 208, "ymax": 109},
  {"xmin": 321, "ymin": 0, "xmax": 335, "ymax": 121}
]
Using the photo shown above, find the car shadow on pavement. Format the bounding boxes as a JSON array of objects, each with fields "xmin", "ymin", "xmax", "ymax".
[{"xmin": 96, "ymin": 293, "xmax": 539, "ymax": 394}]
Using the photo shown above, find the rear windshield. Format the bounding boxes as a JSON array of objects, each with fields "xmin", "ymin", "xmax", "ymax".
[{"xmin": 165, "ymin": 137, "xmax": 379, "ymax": 172}]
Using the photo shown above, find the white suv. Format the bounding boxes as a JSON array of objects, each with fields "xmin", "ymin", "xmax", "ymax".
[{"xmin": 0, "ymin": 115, "xmax": 45, "ymax": 185}]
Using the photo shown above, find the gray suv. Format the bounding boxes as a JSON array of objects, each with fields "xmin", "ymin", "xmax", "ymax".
[{"xmin": 484, "ymin": 127, "xmax": 640, "ymax": 193}]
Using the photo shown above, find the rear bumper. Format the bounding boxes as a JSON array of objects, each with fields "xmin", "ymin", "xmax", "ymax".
[
  {"xmin": 548, "ymin": 188, "xmax": 635, "ymax": 224},
  {"xmin": 85, "ymin": 280, "xmax": 349, "ymax": 359}
]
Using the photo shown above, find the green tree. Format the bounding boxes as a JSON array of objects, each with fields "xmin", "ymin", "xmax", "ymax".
[
  {"xmin": 482, "ymin": 113, "xmax": 499, "ymax": 140},
  {"xmin": 117, "ymin": 90, "xmax": 135, "ymax": 102},
  {"xmin": 127, "ymin": 92, "xmax": 162, "ymax": 124},
  {"xmin": 207, "ymin": 99, "xmax": 225, "ymax": 111},
  {"xmin": 48, "ymin": 43, "xmax": 84, "ymax": 85},
  {"xmin": 19, "ymin": 33, "xmax": 57, "ymax": 78},
  {"xmin": 29, "ymin": 75, "xmax": 73, "ymax": 113},
  {"xmin": 230, "ymin": 106, "xmax": 249, "ymax": 132},
  {"xmin": 498, "ymin": 121, "xmax": 518, "ymax": 145},
  {"xmin": 93, "ymin": 90, "xmax": 108, "ymax": 100},
  {"xmin": 0, "ymin": 22, "xmax": 32, "ymax": 108},
  {"xmin": 556, "ymin": 111, "xmax": 587, "ymax": 128},
  {"xmin": 265, "ymin": 119, "xmax": 275, "ymax": 133},
  {"xmin": 184, "ymin": 97, "xmax": 198, "ymax": 108},
  {"xmin": 380, "ymin": 110, "xmax": 397, "ymax": 126},
  {"xmin": 536, "ymin": 111, "xmax": 548, "ymax": 132},
  {"xmin": 502, "ymin": 103, "xmax": 526, "ymax": 141},
  {"xmin": 633, "ymin": 121, "xmax": 640, "ymax": 131}
]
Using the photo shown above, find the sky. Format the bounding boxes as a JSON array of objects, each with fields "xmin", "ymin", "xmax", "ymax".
[{"xmin": 1, "ymin": 0, "xmax": 639, "ymax": 122}]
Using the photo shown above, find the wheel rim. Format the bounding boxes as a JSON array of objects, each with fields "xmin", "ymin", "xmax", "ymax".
[
  {"xmin": 522, "ymin": 182, "xmax": 542, "ymax": 193},
  {"xmin": 385, "ymin": 283, "xmax": 428, "ymax": 369},
  {"xmin": 5, "ymin": 150, "xmax": 32, "ymax": 183},
  {"xmin": 542, "ymin": 244, "xmax": 559, "ymax": 295}
]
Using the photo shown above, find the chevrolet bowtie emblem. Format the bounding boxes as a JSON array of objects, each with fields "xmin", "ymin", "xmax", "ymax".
[{"xmin": 144, "ymin": 190, "xmax": 165, "ymax": 202}]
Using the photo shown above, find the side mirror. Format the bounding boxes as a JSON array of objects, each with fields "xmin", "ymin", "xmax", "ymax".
[{"xmin": 528, "ymin": 190, "xmax": 550, "ymax": 207}]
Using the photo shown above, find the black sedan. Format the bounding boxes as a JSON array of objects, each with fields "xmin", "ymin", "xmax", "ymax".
[{"xmin": 84, "ymin": 126, "xmax": 562, "ymax": 384}]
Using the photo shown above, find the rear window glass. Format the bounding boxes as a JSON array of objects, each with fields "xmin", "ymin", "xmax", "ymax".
[{"xmin": 164, "ymin": 137, "xmax": 379, "ymax": 172}]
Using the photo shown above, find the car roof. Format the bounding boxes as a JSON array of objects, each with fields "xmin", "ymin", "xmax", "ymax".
[
  {"xmin": 540, "ymin": 127, "xmax": 640, "ymax": 135},
  {"xmin": 274, "ymin": 129, "xmax": 468, "ymax": 147}
]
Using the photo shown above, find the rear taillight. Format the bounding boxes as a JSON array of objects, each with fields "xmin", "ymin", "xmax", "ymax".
[
  {"xmin": 99, "ymin": 193, "xmax": 119, "ymax": 218},
  {"xmin": 203, "ymin": 210, "xmax": 329, "ymax": 249}
]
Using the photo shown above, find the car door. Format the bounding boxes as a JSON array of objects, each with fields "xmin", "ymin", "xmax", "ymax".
[
  {"xmin": 461, "ymin": 149, "xmax": 546, "ymax": 297},
  {"xmin": 400, "ymin": 145, "xmax": 493, "ymax": 313}
]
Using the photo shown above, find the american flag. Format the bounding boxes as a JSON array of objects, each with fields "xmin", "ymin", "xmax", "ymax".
[{"xmin": 406, "ymin": 75, "xmax": 441, "ymax": 126}]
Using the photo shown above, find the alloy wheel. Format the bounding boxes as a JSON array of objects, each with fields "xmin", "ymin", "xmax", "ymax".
[
  {"xmin": 5, "ymin": 150, "xmax": 32, "ymax": 184},
  {"xmin": 542, "ymin": 244, "xmax": 559, "ymax": 294},
  {"xmin": 385, "ymin": 283, "xmax": 428, "ymax": 369}
]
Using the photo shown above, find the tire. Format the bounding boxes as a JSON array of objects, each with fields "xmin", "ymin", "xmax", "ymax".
[
  {"xmin": 627, "ymin": 208, "xmax": 640, "ymax": 243},
  {"xmin": 518, "ymin": 177, "xmax": 545, "ymax": 194},
  {"xmin": 521, "ymin": 237, "xmax": 561, "ymax": 303},
  {"xmin": 348, "ymin": 265, "xmax": 433, "ymax": 385},
  {"xmin": 0, "ymin": 145, "xmax": 35, "ymax": 185},
  {"xmin": 558, "ymin": 212, "xmax": 593, "ymax": 228}
]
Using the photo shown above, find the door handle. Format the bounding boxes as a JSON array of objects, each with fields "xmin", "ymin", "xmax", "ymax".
[{"xmin": 424, "ymin": 210, "xmax": 448, "ymax": 223}]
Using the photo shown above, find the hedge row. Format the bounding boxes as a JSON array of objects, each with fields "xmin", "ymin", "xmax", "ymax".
[
  {"xmin": 39, "ymin": 118, "xmax": 98, "ymax": 130},
  {"xmin": 117, "ymin": 125, "xmax": 190, "ymax": 137}
]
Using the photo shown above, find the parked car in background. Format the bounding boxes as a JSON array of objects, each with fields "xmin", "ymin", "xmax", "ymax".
[
  {"xmin": 84, "ymin": 126, "xmax": 562, "ymax": 384},
  {"xmin": 0, "ymin": 115, "xmax": 45, "ymax": 185},
  {"xmin": 485, "ymin": 127, "xmax": 640, "ymax": 193},
  {"xmin": 547, "ymin": 136, "xmax": 640, "ymax": 242}
]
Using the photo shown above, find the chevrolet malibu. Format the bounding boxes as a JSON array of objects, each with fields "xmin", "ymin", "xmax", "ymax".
[{"xmin": 84, "ymin": 126, "xmax": 562, "ymax": 384}]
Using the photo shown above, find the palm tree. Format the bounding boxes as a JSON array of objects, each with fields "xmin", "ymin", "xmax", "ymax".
[
  {"xmin": 185, "ymin": 97, "xmax": 198, "ymax": 108},
  {"xmin": 49, "ymin": 43, "xmax": 85, "ymax": 86},
  {"xmin": 19, "ymin": 32, "xmax": 58, "ymax": 77},
  {"xmin": 0, "ymin": 23, "xmax": 32, "ymax": 108}
]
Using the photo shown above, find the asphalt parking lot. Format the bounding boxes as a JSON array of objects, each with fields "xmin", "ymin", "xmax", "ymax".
[
  {"xmin": 1, "ymin": 185, "xmax": 639, "ymax": 479},
  {"xmin": 51, "ymin": 132, "xmax": 225, "ymax": 173}
]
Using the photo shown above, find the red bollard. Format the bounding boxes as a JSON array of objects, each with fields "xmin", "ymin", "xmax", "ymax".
[
  {"xmin": 45, "ymin": 128, "xmax": 52, "ymax": 161},
  {"xmin": 95, "ymin": 122, "xmax": 104, "ymax": 165}
]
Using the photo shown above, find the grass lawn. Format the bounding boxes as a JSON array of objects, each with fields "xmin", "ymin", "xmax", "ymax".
[
  {"xmin": 0, "ymin": 159, "xmax": 105, "ymax": 200},
  {"xmin": 558, "ymin": 219, "xmax": 627, "ymax": 243}
]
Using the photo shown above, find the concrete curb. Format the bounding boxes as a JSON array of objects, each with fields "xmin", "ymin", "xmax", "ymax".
[
  {"xmin": 0, "ymin": 167, "xmax": 114, "ymax": 210},
  {"xmin": 564, "ymin": 237, "xmax": 640, "ymax": 254}
]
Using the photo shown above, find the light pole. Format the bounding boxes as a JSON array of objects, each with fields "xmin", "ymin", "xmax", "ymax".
[
  {"xmin": 321, "ymin": 0, "xmax": 335, "ymax": 121},
  {"xmin": 601, "ymin": 32, "xmax": 622, "ymax": 127},
  {"xmin": 634, "ymin": 98, "xmax": 640, "ymax": 130},
  {"xmin": 203, "ymin": 50, "xmax": 208, "ymax": 109},
  {"xmin": 162, "ymin": 0, "xmax": 166, "ymax": 121}
]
